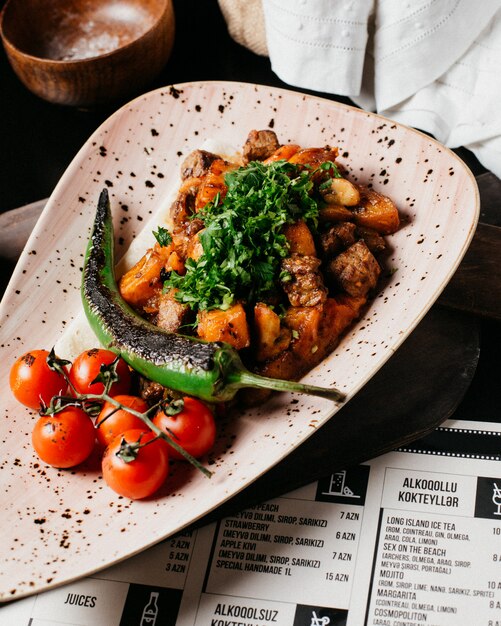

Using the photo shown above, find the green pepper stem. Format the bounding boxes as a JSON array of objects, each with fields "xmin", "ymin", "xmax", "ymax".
[{"xmin": 228, "ymin": 369, "xmax": 346, "ymax": 403}]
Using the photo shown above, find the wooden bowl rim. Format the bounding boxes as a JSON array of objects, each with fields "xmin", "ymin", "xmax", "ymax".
[{"xmin": 0, "ymin": 0, "xmax": 173, "ymax": 66}]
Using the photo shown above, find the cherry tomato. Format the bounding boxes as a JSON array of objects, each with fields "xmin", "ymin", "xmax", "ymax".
[
  {"xmin": 69, "ymin": 348, "xmax": 131, "ymax": 396},
  {"xmin": 10, "ymin": 349, "xmax": 68, "ymax": 409},
  {"xmin": 102, "ymin": 429, "xmax": 169, "ymax": 499},
  {"xmin": 153, "ymin": 397, "xmax": 216, "ymax": 460},
  {"xmin": 96, "ymin": 395, "xmax": 149, "ymax": 448},
  {"xmin": 32, "ymin": 407, "xmax": 96, "ymax": 468}
]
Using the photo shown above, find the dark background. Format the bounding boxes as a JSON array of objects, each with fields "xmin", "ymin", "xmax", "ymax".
[
  {"xmin": 0, "ymin": 0, "xmax": 355, "ymax": 213},
  {"xmin": 2, "ymin": 0, "xmax": 486, "ymax": 212}
]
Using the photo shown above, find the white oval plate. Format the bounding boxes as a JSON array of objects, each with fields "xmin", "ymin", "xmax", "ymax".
[{"xmin": 0, "ymin": 81, "xmax": 479, "ymax": 601}]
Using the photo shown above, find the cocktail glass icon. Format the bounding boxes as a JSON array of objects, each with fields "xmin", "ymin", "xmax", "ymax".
[
  {"xmin": 492, "ymin": 483, "xmax": 501, "ymax": 516},
  {"xmin": 322, "ymin": 471, "xmax": 360, "ymax": 498}
]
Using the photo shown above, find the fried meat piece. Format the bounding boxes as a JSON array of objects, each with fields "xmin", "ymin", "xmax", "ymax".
[
  {"xmin": 355, "ymin": 226, "xmax": 387, "ymax": 255},
  {"xmin": 138, "ymin": 378, "xmax": 166, "ymax": 405},
  {"xmin": 281, "ymin": 254, "xmax": 327, "ymax": 307},
  {"xmin": 327, "ymin": 240, "xmax": 381, "ymax": 297},
  {"xmin": 242, "ymin": 130, "xmax": 280, "ymax": 163},
  {"xmin": 318, "ymin": 222, "xmax": 357, "ymax": 258},
  {"xmin": 181, "ymin": 150, "xmax": 219, "ymax": 180},
  {"xmin": 157, "ymin": 289, "xmax": 192, "ymax": 333}
]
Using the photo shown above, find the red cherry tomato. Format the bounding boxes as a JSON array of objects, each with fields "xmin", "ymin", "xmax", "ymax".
[
  {"xmin": 96, "ymin": 395, "xmax": 149, "ymax": 448},
  {"xmin": 32, "ymin": 407, "xmax": 96, "ymax": 468},
  {"xmin": 10, "ymin": 349, "xmax": 68, "ymax": 409},
  {"xmin": 102, "ymin": 429, "xmax": 169, "ymax": 499},
  {"xmin": 69, "ymin": 348, "xmax": 131, "ymax": 396},
  {"xmin": 153, "ymin": 397, "xmax": 216, "ymax": 460}
]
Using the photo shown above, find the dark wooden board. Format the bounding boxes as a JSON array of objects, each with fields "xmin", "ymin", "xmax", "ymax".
[{"xmin": 438, "ymin": 221, "xmax": 501, "ymax": 320}]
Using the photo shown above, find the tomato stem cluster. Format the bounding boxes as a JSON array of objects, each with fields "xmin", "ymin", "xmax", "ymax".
[{"xmin": 44, "ymin": 350, "xmax": 213, "ymax": 478}]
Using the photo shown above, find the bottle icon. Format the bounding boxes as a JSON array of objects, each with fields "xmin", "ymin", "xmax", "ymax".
[{"xmin": 140, "ymin": 591, "xmax": 159, "ymax": 626}]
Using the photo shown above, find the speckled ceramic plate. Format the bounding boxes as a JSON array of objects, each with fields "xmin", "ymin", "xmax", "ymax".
[{"xmin": 0, "ymin": 81, "xmax": 479, "ymax": 601}]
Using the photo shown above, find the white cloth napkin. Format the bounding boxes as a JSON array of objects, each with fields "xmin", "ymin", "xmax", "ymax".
[{"xmin": 219, "ymin": 0, "xmax": 501, "ymax": 178}]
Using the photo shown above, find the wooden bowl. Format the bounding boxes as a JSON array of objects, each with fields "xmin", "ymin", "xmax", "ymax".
[{"xmin": 0, "ymin": 0, "xmax": 175, "ymax": 107}]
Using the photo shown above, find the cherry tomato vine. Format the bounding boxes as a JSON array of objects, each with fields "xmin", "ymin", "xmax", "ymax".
[{"xmin": 9, "ymin": 347, "xmax": 216, "ymax": 499}]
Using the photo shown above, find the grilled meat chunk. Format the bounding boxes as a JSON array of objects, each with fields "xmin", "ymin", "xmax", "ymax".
[
  {"xmin": 139, "ymin": 377, "xmax": 166, "ymax": 405},
  {"xmin": 281, "ymin": 254, "xmax": 327, "ymax": 307},
  {"xmin": 319, "ymin": 222, "xmax": 357, "ymax": 257},
  {"xmin": 328, "ymin": 240, "xmax": 381, "ymax": 297},
  {"xmin": 157, "ymin": 289, "xmax": 192, "ymax": 332},
  {"xmin": 356, "ymin": 226, "xmax": 387, "ymax": 254},
  {"xmin": 181, "ymin": 149, "xmax": 219, "ymax": 180},
  {"xmin": 170, "ymin": 188, "xmax": 197, "ymax": 226},
  {"xmin": 242, "ymin": 129, "xmax": 280, "ymax": 163}
]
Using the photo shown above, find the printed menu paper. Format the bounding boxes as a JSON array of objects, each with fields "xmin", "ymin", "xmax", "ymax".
[{"xmin": 2, "ymin": 418, "xmax": 501, "ymax": 626}]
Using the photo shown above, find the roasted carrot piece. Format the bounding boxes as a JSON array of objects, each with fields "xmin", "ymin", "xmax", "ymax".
[
  {"xmin": 283, "ymin": 220, "xmax": 316, "ymax": 256},
  {"xmin": 263, "ymin": 144, "xmax": 301, "ymax": 164},
  {"xmin": 320, "ymin": 295, "xmax": 366, "ymax": 347},
  {"xmin": 195, "ymin": 159, "xmax": 233, "ymax": 211},
  {"xmin": 288, "ymin": 146, "xmax": 339, "ymax": 167},
  {"xmin": 197, "ymin": 303, "xmax": 251, "ymax": 350},
  {"xmin": 119, "ymin": 243, "xmax": 173, "ymax": 309},
  {"xmin": 284, "ymin": 305, "xmax": 323, "ymax": 363},
  {"xmin": 166, "ymin": 250, "xmax": 185, "ymax": 274}
]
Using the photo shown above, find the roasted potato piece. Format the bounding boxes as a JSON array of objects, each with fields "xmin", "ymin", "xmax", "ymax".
[
  {"xmin": 253, "ymin": 303, "xmax": 292, "ymax": 362},
  {"xmin": 283, "ymin": 220, "xmax": 316, "ymax": 256},
  {"xmin": 322, "ymin": 178, "xmax": 360, "ymax": 206},
  {"xmin": 197, "ymin": 303, "xmax": 251, "ymax": 350},
  {"xmin": 166, "ymin": 250, "xmax": 185, "ymax": 274},
  {"xmin": 258, "ymin": 295, "xmax": 366, "ymax": 382},
  {"xmin": 320, "ymin": 295, "xmax": 367, "ymax": 348},
  {"xmin": 119, "ymin": 242, "xmax": 172, "ymax": 309},
  {"xmin": 353, "ymin": 186, "xmax": 400, "ymax": 234},
  {"xmin": 318, "ymin": 204, "xmax": 354, "ymax": 223},
  {"xmin": 255, "ymin": 349, "xmax": 299, "ymax": 384}
]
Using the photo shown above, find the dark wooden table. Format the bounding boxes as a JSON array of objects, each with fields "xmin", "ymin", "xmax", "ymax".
[{"xmin": 2, "ymin": 0, "xmax": 501, "ymax": 511}]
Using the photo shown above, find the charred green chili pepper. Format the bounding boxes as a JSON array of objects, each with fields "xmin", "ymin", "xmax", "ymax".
[{"xmin": 81, "ymin": 189, "xmax": 346, "ymax": 404}]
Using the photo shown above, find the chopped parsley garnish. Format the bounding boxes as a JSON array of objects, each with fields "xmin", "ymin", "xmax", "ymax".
[
  {"xmin": 153, "ymin": 226, "xmax": 172, "ymax": 247},
  {"xmin": 164, "ymin": 159, "xmax": 331, "ymax": 312}
]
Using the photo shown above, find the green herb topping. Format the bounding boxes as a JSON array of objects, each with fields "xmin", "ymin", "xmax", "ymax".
[
  {"xmin": 153, "ymin": 226, "xmax": 172, "ymax": 247},
  {"xmin": 164, "ymin": 159, "xmax": 335, "ymax": 312}
]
